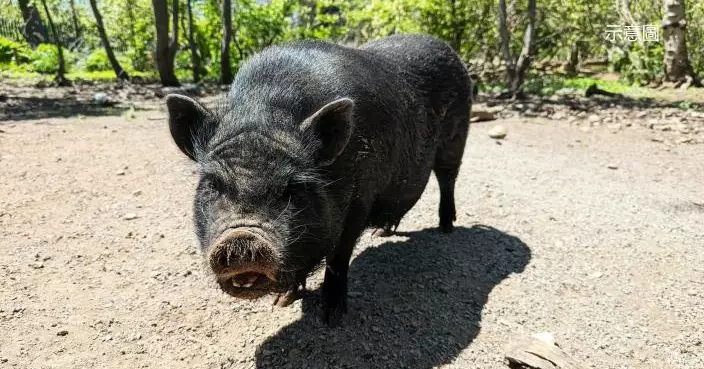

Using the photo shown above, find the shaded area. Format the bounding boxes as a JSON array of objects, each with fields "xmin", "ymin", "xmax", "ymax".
[
  {"xmin": 481, "ymin": 93, "xmax": 704, "ymax": 116},
  {"xmin": 0, "ymin": 95, "xmax": 133, "ymax": 121},
  {"xmin": 256, "ymin": 225, "xmax": 531, "ymax": 369},
  {"xmin": 0, "ymin": 83, "xmax": 221, "ymax": 122}
]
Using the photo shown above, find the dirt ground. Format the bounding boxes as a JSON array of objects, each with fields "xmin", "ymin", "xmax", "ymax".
[{"xmin": 1, "ymin": 90, "xmax": 703, "ymax": 369}]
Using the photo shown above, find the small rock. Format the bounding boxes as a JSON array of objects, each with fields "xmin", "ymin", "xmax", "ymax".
[
  {"xmin": 132, "ymin": 190, "xmax": 142, "ymax": 196},
  {"xmin": 29, "ymin": 262, "xmax": 44, "ymax": 269},
  {"xmin": 608, "ymin": 123, "xmax": 622, "ymax": 132},
  {"xmin": 587, "ymin": 114, "xmax": 601, "ymax": 123},
  {"xmin": 488, "ymin": 125, "xmax": 507, "ymax": 139},
  {"xmin": 93, "ymin": 93, "xmax": 108, "ymax": 105},
  {"xmin": 588, "ymin": 272, "xmax": 603, "ymax": 279},
  {"xmin": 607, "ymin": 164, "xmax": 619, "ymax": 170},
  {"xmin": 116, "ymin": 170, "xmax": 126, "ymax": 176},
  {"xmin": 123, "ymin": 213, "xmax": 138, "ymax": 221},
  {"xmin": 57, "ymin": 330, "xmax": 69, "ymax": 336},
  {"xmin": 532, "ymin": 332, "xmax": 556, "ymax": 346},
  {"xmin": 551, "ymin": 111, "xmax": 567, "ymax": 120}
]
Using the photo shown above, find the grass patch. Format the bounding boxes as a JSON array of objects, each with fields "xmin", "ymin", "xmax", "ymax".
[
  {"xmin": 481, "ymin": 75, "xmax": 639, "ymax": 96},
  {"xmin": 66, "ymin": 70, "xmax": 155, "ymax": 81},
  {"xmin": 0, "ymin": 63, "xmax": 157, "ymax": 83},
  {"xmin": 481, "ymin": 74, "xmax": 704, "ymax": 105}
]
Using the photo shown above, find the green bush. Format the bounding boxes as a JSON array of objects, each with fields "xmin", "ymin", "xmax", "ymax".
[
  {"xmin": 83, "ymin": 49, "xmax": 111, "ymax": 71},
  {"xmin": 0, "ymin": 37, "xmax": 30, "ymax": 64},
  {"xmin": 29, "ymin": 43, "xmax": 75, "ymax": 74},
  {"xmin": 78, "ymin": 48, "xmax": 135, "ymax": 74}
]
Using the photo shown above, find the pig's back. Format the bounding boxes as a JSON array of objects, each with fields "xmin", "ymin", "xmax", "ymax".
[
  {"xmin": 360, "ymin": 34, "xmax": 471, "ymax": 123},
  {"xmin": 226, "ymin": 38, "xmax": 465, "ymax": 226}
]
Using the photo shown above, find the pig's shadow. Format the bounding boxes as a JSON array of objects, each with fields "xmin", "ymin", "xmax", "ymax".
[{"xmin": 255, "ymin": 225, "xmax": 531, "ymax": 369}]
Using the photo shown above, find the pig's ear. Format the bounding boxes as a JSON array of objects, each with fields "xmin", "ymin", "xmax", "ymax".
[
  {"xmin": 300, "ymin": 98, "xmax": 355, "ymax": 166},
  {"xmin": 166, "ymin": 94, "xmax": 214, "ymax": 161}
]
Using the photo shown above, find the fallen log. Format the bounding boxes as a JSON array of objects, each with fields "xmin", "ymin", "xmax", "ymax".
[{"xmin": 584, "ymin": 83, "xmax": 622, "ymax": 98}]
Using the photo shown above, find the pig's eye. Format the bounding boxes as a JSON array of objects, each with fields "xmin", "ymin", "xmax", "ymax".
[
  {"xmin": 205, "ymin": 176, "xmax": 226, "ymax": 193},
  {"xmin": 283, "ymin": 179, "xmax": 299, "ymax": 200}
]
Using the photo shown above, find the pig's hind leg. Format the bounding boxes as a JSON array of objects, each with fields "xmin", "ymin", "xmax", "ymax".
[{"xmin": 434, "ymin": 107, "xmax": 470, "ymax": 233}]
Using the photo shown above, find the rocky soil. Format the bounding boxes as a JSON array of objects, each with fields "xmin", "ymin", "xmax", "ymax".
[{"xmin": 1, "ymin": 87, "xmax": 703, "ymax": 369}]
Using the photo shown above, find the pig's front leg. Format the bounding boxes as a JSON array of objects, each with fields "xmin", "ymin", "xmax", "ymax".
[{"xmin": 322, "ymin": 205, "xmax": 369, "ymax": 326}]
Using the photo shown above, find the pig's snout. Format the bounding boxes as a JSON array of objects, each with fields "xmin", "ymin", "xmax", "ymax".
[{"xmin": 208, "ymin": 228, "xmax": 279, "ymax": 299}]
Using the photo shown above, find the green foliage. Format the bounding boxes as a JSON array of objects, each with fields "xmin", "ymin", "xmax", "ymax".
[
  {"xmin": 286, "ymin": 0, "xmax": 352, "ymax": 41},
  {"xmin": 678, "ymin": 100, "xmax": 694, "ymax": 110},
  {"xmin": 29, "ymin": 44, "xmax": 76, "ymax": 74},
  {"xmin": 82, "ymin": 49, "xmax": 111, "ymax": 71},
  {"xmin": 483, "ymin": 75, "xmax": 638, "ymax": 97},
  {"xmin": 1, "ymin": 0, "xmax": 703, "ymax": 85},
  {"xmin": 688, "ymin": 1, "xmax": 704, "ymax": 76},
  {"xmin": 0, "ymin": 37, "xmax": 30, "ymax": 64},
  {"xmin": 615, "ymin": 42, "xmax": 664, "ymax": 85},
  {"xmin": 77, "ymin": 48, "xmax": 134, "ymax": 73},
  {"xmin": 233, "ymin": 0, "xmax": 294, "ymax": 60}
]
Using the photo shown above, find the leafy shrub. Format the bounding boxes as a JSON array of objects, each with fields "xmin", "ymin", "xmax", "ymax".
[
  {"xmin": 29, "ymin": 44, "xmax": 75, "ymax": 74},
  {"xmin": 0, "ymin": 37, "xmax": 30, "ymax": 64},
  {"xmin": 83, "ymin": 49, "xmax": 111, "ymax": 71},
  {"xmin": 613, "ymin": 43, "xmax": 664, "ymax": 85}
]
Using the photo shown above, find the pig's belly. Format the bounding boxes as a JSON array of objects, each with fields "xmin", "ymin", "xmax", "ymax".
[{"xmin": 367, "ymin": 163, "xmax": 435, "ymax": 229}]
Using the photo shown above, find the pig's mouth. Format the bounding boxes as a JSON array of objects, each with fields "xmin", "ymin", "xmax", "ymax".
[
  {"xmin": 215, "ymin": 267, "xmax": 285, "ymax": 299},
  {"xmin": 208, "ymin": 226, "xmax": 294, "ymax": 300}
]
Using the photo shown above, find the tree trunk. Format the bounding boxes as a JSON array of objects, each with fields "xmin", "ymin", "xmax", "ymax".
[
  {"xmin": 39, "ymin": 0, "xmax": 70, "ymax": 86},
  {"xmin": 69, "ymin": 0, "xmax": 82, "ymax": 41},
  {"xmin": 510, "ymin": 0, "xmax": 537, "ymax": 94},
  {"xmin": 187, "ymin": 0, "xmax": 201, "ymax": 82},
  {"xmin": 497, "ymin": 0, "xmax": 537, "ymax": 98},
  {"xmin": 89, "ymin": 0, "xmax": 129, "ymax": 80},
  {"xmin": 497, "ymin": 0, "xmax": 516, "ymax": 86},
  {"xmin": 170, "ymin": 0, "xmax": 179, "ymax": 73},
  {"xmin": 152, "ymin": 0, "xmax": 180, "ymax": 86},
  {"xmin": 662, "ymin": 0, "xmax": 699, "ymax": 85},
  {"xmin": 565, "ymin": 45, "xmax": 578, "ymax": 77},
  {"xmin": 17, "ymin": 0, "xmax": 49, "ymax": 47},
  {"xmin": 220, "ymin": 0, "xmax": 233, "ymax": 84}
]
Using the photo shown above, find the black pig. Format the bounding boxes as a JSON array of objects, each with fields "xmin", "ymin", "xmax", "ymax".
[{"xmin": 166, "ymin": 34, "xmax": 472, "ymax": 325}]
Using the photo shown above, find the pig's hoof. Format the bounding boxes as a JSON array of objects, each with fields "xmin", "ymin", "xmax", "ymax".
[
  {"xmin": 371, "ymin": 227, "xmax": 394, "ymax": 237},
  {"xmin": 322, "ymin": 296, "xmax": 348, "ymax": 327},
  {"xmin": 321, "ymin": 287, "xmax": 348, "ymax": 327},
  {"xmin": 273, "ymin": 290, "xmax": 300, "ymax": 307},
  {"xmin": 273, "ymin": 282, "xmax": 307, "ymax": 307}
]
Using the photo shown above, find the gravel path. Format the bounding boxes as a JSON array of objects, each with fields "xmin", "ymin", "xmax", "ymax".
[{"xmin": 1, "ymin": 111, "xmax": 702, "ymax": 369}]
